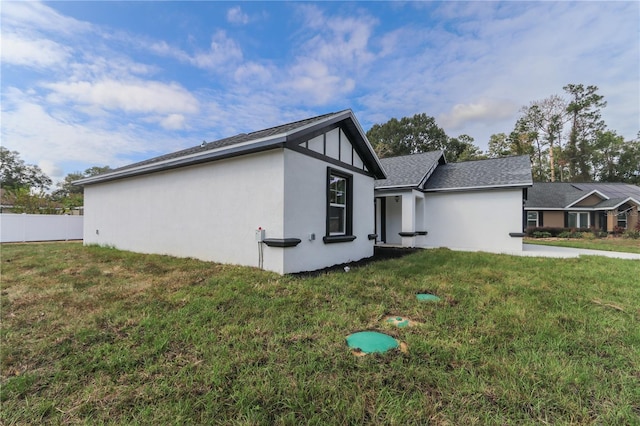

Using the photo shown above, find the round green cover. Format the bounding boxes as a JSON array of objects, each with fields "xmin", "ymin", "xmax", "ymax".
[
  {"xmin": 416, "ymin": 293, "xmax": 441, "ymax": 302},
  {"xmin": 386, "ymin": 317, "xmax": 410, "ymax": 327},
  {"xmin": 346, "ymin": 331, "xmax": 399, "ymax": 353}
]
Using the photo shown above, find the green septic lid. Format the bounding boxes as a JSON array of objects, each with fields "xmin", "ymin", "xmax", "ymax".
[
  {"xmin": 386, "ymin": 317, "xmax": 410, "ymax": 328},
  {"xmin": 346, "ymin": 331, "xmax": 399, "ymax": 354},
  {"xmin": 417, "ymin": 293, "xmax": 441, "ymax": 302}
]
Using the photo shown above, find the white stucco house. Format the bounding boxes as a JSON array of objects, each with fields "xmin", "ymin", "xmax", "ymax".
[
  {"xmin": 75, "ymin": 110, "xmax": 386, "ymax": 274},
  {"xmin": 374, "ymin": 152, "xmax": 532, "ymax": 254}
]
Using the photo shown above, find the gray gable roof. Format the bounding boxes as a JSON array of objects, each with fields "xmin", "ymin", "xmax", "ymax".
[
  {"xmin": 526, "ymin": 182, "xmax": 640, "ymax": 209},
  {"xmin": 424, "ymin": 155, "xmax": 533, "ymax": 191},
  {"xmin": 75, "ymin": 110, "xmax": 385, "ymax": 185},
  {"xmin": 374, "ymin": 151, "xmax": 445, "ymax": 189}
]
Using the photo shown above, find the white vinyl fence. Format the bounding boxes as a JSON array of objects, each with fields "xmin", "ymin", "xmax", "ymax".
[{"xmin": 0, "ymin": 214, "xmax": 83, "ymax": 243}]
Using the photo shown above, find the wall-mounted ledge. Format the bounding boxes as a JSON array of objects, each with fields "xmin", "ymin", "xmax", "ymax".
[
  {"xmin": 399, "ymin": 232, "xmax": 417, "ymax": 237},
  {"xmin": 263, "ymin": 238, "xmax": 302, "ymax": 247},
  {"xmin": 368, "ymin": 233, "xmax": 378, "ymax": 240},
  {"xmin": 323, "ymin": 235, "xmax": 357, "ymax": 244},
  {"xmin": 415, "ymin": 231, "xmax": 428, "ymax": 236},
  {"xmin": 509, "ymin": 232, "xmax": 526, "ymax": 237}
]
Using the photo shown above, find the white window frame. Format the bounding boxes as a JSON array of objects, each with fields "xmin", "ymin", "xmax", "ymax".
[
  {"xmin": 526, "ymin": 211, "xmax": 539, "ymax": 228},
  {"xmin": 568, "ymin": 211, "xmax": 590, "ymax": 228},
  {"xmin": 329, "ymin": 174, "xmax": 347, "ymax": 235}
]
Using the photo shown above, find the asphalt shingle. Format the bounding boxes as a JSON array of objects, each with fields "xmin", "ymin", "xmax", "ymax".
[
  {"xmin": 525, "ymin": 182, "xmax": 640, "ymax": 208},
  {"xmin": 424, "ymin": 155, "xmax": 533, "ymax": 191},
  {"xmin": 374, "ymin": 151, "xmax": 444, "ymax": 188},
  {"xmin": 107, "ymin": 111, "xmax": 341, "ymax": 173}
]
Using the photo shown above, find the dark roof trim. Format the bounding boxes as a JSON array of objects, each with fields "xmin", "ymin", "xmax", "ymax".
[
  {"xmin": 287, "ymin": 144, "xmax": 375, "ymax": 178},
  {"xmin": 74, "ymin": 136, "xmax": 286, "ymax": 185},
  {"xmin": 423, "ymin": 183, "xmax": 531, "ymax": 193},
  {"xmin": 75, "ymin": 109, "xmax": 385, "ymax": 186}
]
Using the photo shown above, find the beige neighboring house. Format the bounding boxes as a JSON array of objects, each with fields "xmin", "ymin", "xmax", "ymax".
[{"xmin": 524, "ymin": 182, "xmax": 640, "ymax": 232}]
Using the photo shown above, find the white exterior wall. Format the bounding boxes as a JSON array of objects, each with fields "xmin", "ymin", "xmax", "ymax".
[
  {"xmin": 385, "ymin": 195, "xmax": 403, "ymax": 245},
  {"xmin": 0, "ymin": 214, "xmax": 83, "ymax": 243},
  {"xmin": 83, "ymin": 150, "xmax": 287, "ymax": 273},
  {"xmin": 422, "ymin": 189, "xmax": 524, "ymax": 253},
  {"xmin": 282, "ymin": 150, "xmax": 375, "ymax": 273}
]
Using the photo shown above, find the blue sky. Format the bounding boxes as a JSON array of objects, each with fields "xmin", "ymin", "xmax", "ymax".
[{"xmin": 2, "ymin": 1, "xmax": 638, "ymax": 183}]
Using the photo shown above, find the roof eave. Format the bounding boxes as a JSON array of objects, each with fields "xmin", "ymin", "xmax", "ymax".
[
  {"xmin": 374, "ymin": 184, "xmax": 418, "ymax": 191},
  {"xmin": 74, "ymin": 136, "xmax": 287, "ymax": 186},
  {"xmin": 565, "ymin": 189, "xmax": 609, "ymax": 208},
  {"xmin": 597, "ymin": 197, "xmax": 640, "ymax": 210},
  {"xmin": 424, "ymin": 182, "xmax": 532, "ymax": 192}
]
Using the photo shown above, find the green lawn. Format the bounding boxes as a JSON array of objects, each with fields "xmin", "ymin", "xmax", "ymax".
[
  {"xmin": 2, "ymin": 243, "xmax": 639, "ymax": 425},
  {"xmin": 525, "ymin": 237, "xmax": 640, "ymax": 254}
]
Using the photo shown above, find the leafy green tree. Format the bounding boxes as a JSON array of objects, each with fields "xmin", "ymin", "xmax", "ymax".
[
  {"xmin": 587, "ymin": 131, "xmax": 640, "ymax": 184},
  {"xmin": 366, "ymin": 113, "xmax": 449, "ymax": 158},
  {"xmin": 52, "ymin": 166, "xmax": 111, "ymax": 212},
  {"xmin": 523, "ymin": 95, "xmax": 567, "ymax": 181},
  {"xmin": 591, "ymin": 130, "xmax": 625, "ymax": 181},
  {"xmin": 446, "ymin": 134, "xmax": 485, "ymax": 162},
  {"xmin": 487, "ymin": 133, "xmax": 512, "ymax": 158},
  {"xmin": 611, "ymin": 133, "xmax": 640, "ymax": 184},
  {"xmin": 509, "ymin": 115, "xmax": 548, "ymax": 181},
  {"xmin": 0, "ymin": 147, "xmax": 52, "ymax": 191},
  {"xmin": 563, "ymin": 84, "xmax": 606, "ymax": 181}
]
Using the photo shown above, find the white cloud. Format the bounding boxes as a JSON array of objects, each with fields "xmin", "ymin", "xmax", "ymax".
[
  {"xmin": 148, "ymin": 40, "xmax": 192, "ymax": 63},
  {"xmin": 287, "ymin": 60, "xmax": 355, "ymax": 105},
  {"xmin": 42, "ymin": 79, "xmax": 200, "ymax": 115},
  {"xmin": 281, "ymin": 5, "xmax": 377, "ymax": 105},
  {"xmin": 160, "ymin": 114, "xmax": 186, "ymax": 130},
  {"xmin": 2, "ymin": 0, "xmax": 637, "ymax": 176},
  {"xmin": 296, "ymin": 5, "xmax": 377, "ymax": 68},
  {"xmin": 191, "ymin": 30, "xmax": 243, "ymax": 70},
  {"xmin": 38, "ymin": 159, "xmax": 64, "ymax": 180},
  {"xmin": 438, "ymin": 99, "xmax": 519, "ymax": 131},
  {"xmin": 1, "ymin": 88, "xmax": 194, "ymax": 172},
  {"xmin": 0, "ymin": 34, "xmax": 71, "ymax": 68},
  {"xmin": 1, "ymin": 1, "xmax": 91, "ymax": 36},
  {"xmin": 234, "ymin": 62, "xmax": 272, "ymax": 84},
  {"xmin": 227, "ymin": 6, "xmax": 249, "ymax": 25},
  {"xmin": 356, "ymin": 1, "xmax": 639, "ymax": 147}
]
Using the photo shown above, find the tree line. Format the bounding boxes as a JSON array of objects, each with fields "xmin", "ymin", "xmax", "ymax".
[
  {"xmin": 0, "ymin": 147, "xmax": 110, "ymax": 214},
  {"xmin": 366, "ymin": 84, "xmax": 639, "ymax": 184},
  {"xmin": 2, "ymin": 84, "xmax": 638, "ymax": 213}
]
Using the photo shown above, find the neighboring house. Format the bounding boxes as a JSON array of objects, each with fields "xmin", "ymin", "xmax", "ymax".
[
  {"xmin": 74, "ymin": 110, "xmax": 386, "ymax": 274},
  {"xmin": 524, "ymin": 182, "xmax": 640, "ymax": 232},
  {"xmin": 374, "ymin": 153, "xmax": 533, "ymax": 253}
]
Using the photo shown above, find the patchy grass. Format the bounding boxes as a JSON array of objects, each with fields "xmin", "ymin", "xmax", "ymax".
[
  {"xmin": 2, "ymin": 242, "xmax": 639, "ymax": 424},
  {"xmin": 525, "ymin": 237, "xmax": 640, "ymax": 254}
]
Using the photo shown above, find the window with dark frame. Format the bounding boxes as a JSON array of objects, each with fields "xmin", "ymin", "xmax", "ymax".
[
  {"xmin": 617, "ymin": 212, "xmax": 627, "ymax": 229},
  {"xmin": 324, "ymin": 168, "xmax": 354, "ymax": 243}
]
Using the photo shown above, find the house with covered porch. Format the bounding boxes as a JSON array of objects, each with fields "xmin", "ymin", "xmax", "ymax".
[{"xmin": 374, "ymin": 152, "xmax": 533, "ymax": 253}]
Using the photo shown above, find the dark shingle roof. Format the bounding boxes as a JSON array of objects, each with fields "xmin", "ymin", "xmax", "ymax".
[
  {"xmin": 526, "ymin": 182, "xmax": 640, "ymax": 209},
  {"xmin": 75, "ymin": 109, "xmax": 386, "ymax": 185},
  {"xmin": 103, "ymin": 111, "xmax": 341, "ymax": 173},
  {"xmin": 424, "ymin": 155, "xmax": 533, "ymax": 191},
  {"xmin": 374, "ymin": 151, "xmax": 445, "ymax": 188}
]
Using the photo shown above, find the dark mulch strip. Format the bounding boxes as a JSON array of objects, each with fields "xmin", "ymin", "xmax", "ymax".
[{"xmin": 292, "ymin": 246, "xmax": 421, "ymax": 278}]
